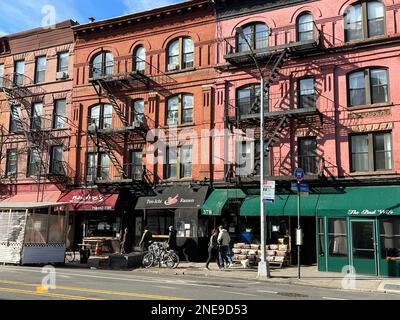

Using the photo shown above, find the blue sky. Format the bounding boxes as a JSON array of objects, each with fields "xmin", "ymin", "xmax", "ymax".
[{"xmin": 0, "ymin": 0, "xmax": 183, "ymax": 36}]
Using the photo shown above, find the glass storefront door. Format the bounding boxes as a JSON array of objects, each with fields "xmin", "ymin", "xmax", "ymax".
[{"xmin": 350, "ymin": 220, "xmax": 378, "ymax": 275}]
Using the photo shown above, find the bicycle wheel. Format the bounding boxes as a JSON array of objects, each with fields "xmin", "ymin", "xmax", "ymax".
[
  {"xmin": 163, "ymin": 254, "xmax": 176, "ymax": 269},
  {"xmin": 167, "ymin": 252, "xmax": 180, "ymax": 269},
  {"xmin": 65, "ymin": 249, "xmax": 75, "ymax": 263},
  {"xmin": 142, "ymin": 253, "xmax": 155, "ymax": 269}
]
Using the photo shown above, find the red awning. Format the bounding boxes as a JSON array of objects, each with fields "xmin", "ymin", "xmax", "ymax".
[
  {"xmin": 0, "ymin": 191, "xmax": 61, "ymax": 204},
  {"xmin": 58, "ymin": 189, "xmax": 119, "ymax": 211}
]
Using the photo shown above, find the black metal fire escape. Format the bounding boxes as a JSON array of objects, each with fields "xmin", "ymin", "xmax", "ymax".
[{"xmin": 0, "ymin": 74, "xmax": 72, "ymax": 194}]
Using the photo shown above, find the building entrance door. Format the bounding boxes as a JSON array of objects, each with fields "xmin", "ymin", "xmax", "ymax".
[{"xmin": 350, "ymin": 220, "xmax": 378, "ymax": 275}]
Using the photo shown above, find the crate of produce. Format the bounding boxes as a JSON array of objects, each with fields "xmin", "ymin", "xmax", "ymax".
[
  {"xmin": 232, "ymin": 248, "xmax": 242, "ymax": 254},
  {"xmin": 234, "ymin": 243, "xmax": 246, "ymax": 249},
  {"xmin": 269, "ymin": 244, "xmax": 279, "ymax": 250},
  {"xmin": 250, "ymin": 244, "xmax": 260, "ymax": 250},
  {"xmin": 276, "ymin": 250, "xmax": 287, "ymax": 257},
  {"xmin": 235, "ymin": 254, "xmax": 248, "ymax": 261},
  {"xmin": 279, "ymin": 245, "xmax": 288, "ymax": 251},
  {"xmin": 267, "ymin": 250, "xmax": 276, "ymax": 256}
]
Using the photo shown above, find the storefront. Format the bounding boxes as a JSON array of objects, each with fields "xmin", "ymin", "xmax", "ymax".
[
  {"xmin": 201, "ymin": 189, "xmax": 247, "ymax": 243},
  {"xmin": 317, "ymin": 186, "xmax": 400, "ymax": 277},
  {"xmin": 58, "ymin": 188, "xmax": 123, "ymax": 249},
  {"xmin": 238, "ymin": 186, "xmax": 400, "ymax": 277},
  {"xmin": 135, "ymin": 185, "xmax": 209, "ymax": 261}
]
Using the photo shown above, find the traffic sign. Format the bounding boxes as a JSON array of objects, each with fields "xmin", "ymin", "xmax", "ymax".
[
  {"xmin": 294, "ymin": 168, "xmax": 305, "ymax": 182},
  {"xmin": 263, "ymin": 181, "xmax": 276, "ymax": 203},
  {"xmin": 299, "ymin": 183, "xmax": 310, "ymax": 196}
]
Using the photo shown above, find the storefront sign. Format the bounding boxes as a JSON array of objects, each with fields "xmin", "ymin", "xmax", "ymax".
[{"xmin": 348, "ymin": 209, "xmax": 394, "ymax": 216}]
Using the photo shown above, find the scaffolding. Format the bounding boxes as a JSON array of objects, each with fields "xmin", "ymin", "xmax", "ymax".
[{"xmin": 0, "ymin": 73, "xmax": 74, "ymax": 200}]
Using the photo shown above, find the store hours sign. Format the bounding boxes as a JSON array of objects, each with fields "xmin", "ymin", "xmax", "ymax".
[{"xmin": 347, "ymin": 209, "xmax": 394, "ymax": 216}]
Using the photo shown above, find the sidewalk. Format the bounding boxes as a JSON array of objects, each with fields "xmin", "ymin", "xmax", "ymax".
[{"xmin": 134, "ymin": 262, "xmax": 400, "ymax": 295}]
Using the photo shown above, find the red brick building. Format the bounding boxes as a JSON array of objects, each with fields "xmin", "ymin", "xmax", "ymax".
[{"xmin": 68, "ymin": 0, "xmax": 217, "ymax": 255}]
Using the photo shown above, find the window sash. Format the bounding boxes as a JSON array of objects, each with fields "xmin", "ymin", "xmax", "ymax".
[
  {"xmin": 14, "ymin": 61, "xmax": 25, "ymax": 85},
  {"xmin": 28, "ymin": 149, "xmax": 41, "ymax": 177},
  {"xmin": 58, "ymin": 52, "xmax": 69, "ymax": 73},
  {"xmin": 51, "ymin": 146, "xmax": 64, "ymax": 175},
  {"xmin": 31, "ymin": 103, "xmax": 43, "ymax": 131},
  {"xmin": 54, "ymin": 100, "xmax": 66, "ymax": 129},
  {"xmin": 6, "ymin": 150, "xmax": 17, "ymax": 177},
  {"xmin": 35, "ymin": 57, "xmax": 46, "ymax": 83}
]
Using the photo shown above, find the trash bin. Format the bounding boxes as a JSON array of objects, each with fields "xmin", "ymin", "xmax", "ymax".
[{"xmin": 80, "ymin": 246, "xmax": 91, "ymax": 264}]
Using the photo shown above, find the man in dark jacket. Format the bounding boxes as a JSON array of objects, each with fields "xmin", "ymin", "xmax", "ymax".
[
  {"xmin": 167, "ymin": 226, "xmax": 178, "ymax": 252},
  {"xmin": 139, "ymin": 226, "xmax": 153, "ymax": 252},
  {"xmin": 121, "ymin": 228, "xmax": 133, "ymax": 254}
]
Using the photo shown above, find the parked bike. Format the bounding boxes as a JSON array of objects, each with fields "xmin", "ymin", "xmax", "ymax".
[{"xmin": 142, "ymin": 242, "xmax": 180, "ymax": 269}]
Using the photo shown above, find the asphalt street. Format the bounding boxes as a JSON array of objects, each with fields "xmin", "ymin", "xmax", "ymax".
[{"xmin": 0, "ymin": 265, "xmax": 399, "ymax": 300}]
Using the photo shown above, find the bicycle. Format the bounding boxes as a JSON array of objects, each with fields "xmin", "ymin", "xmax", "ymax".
[
  {"xmin": 65, "ymin": 247, "xmax": 76, "ymax": 263},
  {"xmin": 142, "ymin": 242, "xmax": 180, "ymax": 269}
]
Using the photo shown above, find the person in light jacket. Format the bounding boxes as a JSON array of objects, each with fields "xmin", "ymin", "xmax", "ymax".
[{"xmin": 217, "ymin": 226, "xmax": 231, "ymax": 268}]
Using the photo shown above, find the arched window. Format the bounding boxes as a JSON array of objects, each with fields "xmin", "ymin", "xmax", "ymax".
[
  {"xmin": 90, "ymin": 51, "xmax": 114, "ymax": 79},
  {"xmin": 88, "ymin": 104, "xmax": 113, "ymax": 130},
  {"xmin": 132, "ymin": 99, "xmax": 145, "ymax": 126},
  {"xmin": 166, "ymin": 94, "xmax": 194, "ymax": 125},
  {"xmin": 236, "ymin": 23, "xmax": 269, "ymax": 53},
  {"xmin": 167, "ymin": 37, "xmax": 194, "ymax": 71},
  {"xmin": 348, "ymin": 67, "xmax": 388, "ymax": 107},
  {"xmin": 134, "ymin": 46, "xmax": 146, "ymax": 73},
  {"xmin": 236, "ymin": 84, "xmax": 267, "ymax": 117},
  {"xmin": 297, "ymin": 13, "xmax": 315, "ymax": 41},
  {"xmin": 344, "ymin": 1, "xmax": 385, "ymax": 42}
]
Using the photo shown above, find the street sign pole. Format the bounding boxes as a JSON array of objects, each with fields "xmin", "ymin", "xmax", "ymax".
[{"xmin": 297, "ymin": 181, "xmax": 301, "ymax": 280}]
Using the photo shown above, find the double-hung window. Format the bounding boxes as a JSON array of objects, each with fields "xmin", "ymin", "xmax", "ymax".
[
  {"xmin": 166, "ymin": 94, "xmax": 193, "ymax": 126},
  {"xmin": 167, "ymin": 37, "xmax": 194, "ymax": 71},
  {"xmin": 6, "ymin": 149, "xmax": 17, "ymax": 178},
  {"xmin": 53, "ymin": 99, "xmax": 66, "ymax": 129},
  {"xmin": 35, "ymin": 56, "xmax": 46, "ymax": 83},
  {"xmin": 350, "ymin": 132, "xmax": 392, "ymax": 172}
]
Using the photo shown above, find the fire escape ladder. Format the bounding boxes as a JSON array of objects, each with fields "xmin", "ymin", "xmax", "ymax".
[
  {"xmin": 265, "ymin": 116, "xmax": 289, "ymax": 151},
  {"xmin": 94, "ymin": 79, "xmax": 130, "ymax": 127},
  {"xmin": 264, "ymin": 49, "xmax": 289, "ymax": 91}
]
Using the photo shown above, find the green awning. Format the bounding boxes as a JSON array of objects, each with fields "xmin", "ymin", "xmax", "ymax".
[
  {"xmin": 284, "ymin": 193, "xmax": 320, "ymax": 217},
  {"xmin": 202, "ymin": 189, "xmax": 246, "ymax": 216},
  {"xmin": 316, "ymin": 186, "xmax": 400, "ymax": 217},
  {"xmin": 240, "ymin": 194, "xmax": 289, "ymax": 217}
]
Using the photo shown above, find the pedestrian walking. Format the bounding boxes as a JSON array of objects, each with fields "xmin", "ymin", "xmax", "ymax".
[
  {"xmin": 167, "ymin": 226, "xmax": 178, "ymax": 252},
  {"xmin": 217, "ymin": 226, "xmax": 231, "ymax": 269},
  {"xmin": 120, "ymin": 227, "xmax": 133, "ymax": 254},
  {"xmin": 205, "ymin": 229, "xmax": 222, "ymax": 270},
  {"xmin": 139, "ymin": 226, "xmax": 153, "ymax": 252}
]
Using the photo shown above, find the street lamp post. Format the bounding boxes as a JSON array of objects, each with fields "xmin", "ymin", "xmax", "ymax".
[{"xmin": 236, "ymin": 28, "xmax": 271, "ymax": 279}]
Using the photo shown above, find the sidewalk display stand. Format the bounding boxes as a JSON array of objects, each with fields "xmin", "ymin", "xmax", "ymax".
[
  {"xmin": 0, "ymin": 203, "xmax": 68, "ymax": 265},
  {"xmin": 232, "ymin": 242, "xmax": 290, "ymax": 268}
]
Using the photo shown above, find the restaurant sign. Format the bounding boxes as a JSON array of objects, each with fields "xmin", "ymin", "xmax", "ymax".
[{"xmin": 348, "ymin": 209, "xmax": 394, "ymax": 216}]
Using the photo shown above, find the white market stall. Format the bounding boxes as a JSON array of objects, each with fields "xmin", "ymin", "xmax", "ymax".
[{"xmin": 0, "ymin": 202, "xmax": 69, "ymax": 265}]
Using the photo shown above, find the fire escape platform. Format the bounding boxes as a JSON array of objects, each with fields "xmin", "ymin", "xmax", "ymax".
[
  {"xmin": 236, "ymin": 106, "xmax": 321, "ymax": 122},
  {"xmin": 224, "ymin": 39, "xmax": 320, "ymax": 66},
  {"xmin": 89, "ymin": 71, "xmax": 150, "ymax": 87}
]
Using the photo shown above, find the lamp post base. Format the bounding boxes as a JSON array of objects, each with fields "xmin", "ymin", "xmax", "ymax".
[{"xmin": 257, "ymin": 261, "xmax": 271, "ymax": 279}]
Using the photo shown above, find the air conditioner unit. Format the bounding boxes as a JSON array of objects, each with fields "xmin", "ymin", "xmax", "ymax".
[
  {"xmin": 168, "ymin": 64, "xmax": 180, "ymax": 71},
  {"xmin": 56, "ymin": 71, "xmax": 68, "ymax": 80},
  {"xmin": 185, "ymin": 61, "xmax": 194, "ymax": 69}
]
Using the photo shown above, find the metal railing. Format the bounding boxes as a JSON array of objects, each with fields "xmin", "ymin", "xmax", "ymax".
[
  {"xmin": 87, "ymin": 114, "xmax": 151, "ymax": 133},
  {"xmin": 85, "ymin": 164, "xmax": 152, "ymax": 184},
  {"xmin": 223, "ymin": 21, "xmax": 320, "ymax": 56}
]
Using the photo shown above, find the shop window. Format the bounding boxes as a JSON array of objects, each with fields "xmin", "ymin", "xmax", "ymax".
[
  {"xmin": 24, "ymin": 210, "xmax": 48, "ymax": 243},
  {"xmin": 147, "ymin": 211, "xmax": 174, "ymax": 236},
  {"xmin": 318, "ymin": 218, "xmax": 325, "ymax": 257},
  {"xmin": 167, "ymin": 37, "xmax": 194, "ymax": 71},
  {"xmin": 134, "ymin": 46, "xmax": 146, "ymax": 73},
  {"xmin": 90, "ymin": 51, "xmax": 114, "ymax": 79},
  {"xmin": 6, "ymin": 149, "xmax": 17, "ymax": 178},
  {"xmin": 380, "ymin": 219, "xmax": 400, "ymax": 259},
  {"xmin": 35, "ymin": 56, "xmax": 46, "ymax": 84},
  {"xmin": 166, "ymin": 94, "xmax": 193, "ymax": 126},
  {"xmin": 53, "ymin": 99, "xmax": 66, "ymax": 129},
  {"xmin": 236, "ymin": 23, "xmax": 269, "ymax": 53},
  {"xmin": 88, "ymin": 104, "xmax": 112, "ymax": 130},
  {"xmin": 298, "ymin": 137, "xmax": 318, "ymax": 175},
  {"xmin": 328, "ymin": 218, "xmax": 348, "ymax": 257},
  {"xmin": 298, "ymin": 77, "xmax": 316, "ymax": 109},
  {"xmin": 350, "ymin": 131, "xmax": 392, "ymax": 172},
  {"xmin": 297, "ymin": 13, "xmax": 315, "ymax": 42},
  {"xmin": 348, "ymin": 68, "xmax": 388, "ymax": 107},
  {"xmin": 344, "ymin": 1, "xmax": 385, "ymax": 42}
]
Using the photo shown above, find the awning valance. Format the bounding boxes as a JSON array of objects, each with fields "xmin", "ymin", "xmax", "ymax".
[
  {"xmin": 0, "ymin": 191, "xmax": 61, "ymax": 204},
  {"xmin": 316, "ymin": 186, "xmax": 400, "ymax": 217},
  {"xmin": 202, "ymin": 189, "xmax": 246, "ymax": 216},
  {"xmin": 240, "ymin": 194, "xmax": 289, "ymax": 217},
  {"xmin": 58, "ymin": 189, "xmax": 119, "ymax": 211},
  {"xmin": 135, "ymin": 186, "xmax": 208, "ymax": 210}
]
